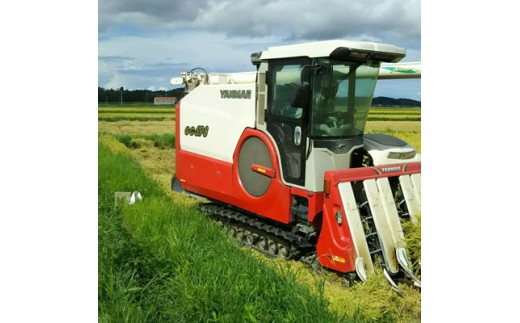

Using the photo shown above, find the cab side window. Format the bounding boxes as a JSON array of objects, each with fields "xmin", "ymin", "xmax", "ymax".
[{"xmin": 268, "ymin": 60, "xmax": 307, "ymax": 120}]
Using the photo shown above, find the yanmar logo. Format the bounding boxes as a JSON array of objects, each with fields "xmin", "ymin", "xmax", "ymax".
[
  {"xmin": 220, "ymin": 89, "xmax": 252, "ymax": 99},
  {"xmin": 381, "ymin": 166, "xmax": 401, "ymax": 173}
]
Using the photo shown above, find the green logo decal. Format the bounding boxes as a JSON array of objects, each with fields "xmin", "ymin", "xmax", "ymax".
[
  {"xmin": 382, "ymin": 67, "xmax": 419, "ymax": 74},
  {"xmin": 185, "ymin": 125, "xmax": 209, "ymax": 137}
]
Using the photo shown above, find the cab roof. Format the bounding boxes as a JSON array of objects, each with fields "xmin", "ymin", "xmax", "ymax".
[{"xmin": 257, "ymin": 39, "xmax": 405, "ymax": 63}]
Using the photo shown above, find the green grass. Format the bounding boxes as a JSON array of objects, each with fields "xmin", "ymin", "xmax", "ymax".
[{"xmin": 98, "ymin": 142, "xmax": 342, "ymax": 322}]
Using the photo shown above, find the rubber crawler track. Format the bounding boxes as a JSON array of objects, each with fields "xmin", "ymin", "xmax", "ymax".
[
  {"xmin": 198, "ymin": 202, "xmax": 379, "ymax": 286},
  {"xmin": 198, "ymin": 202, "xmax": 317, "ymax": 262}
]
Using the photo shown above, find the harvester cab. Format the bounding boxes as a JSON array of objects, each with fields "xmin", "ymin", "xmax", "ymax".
[{"xmin": 171, "ymin": 40, "xmax": 421, "ymax": 291}]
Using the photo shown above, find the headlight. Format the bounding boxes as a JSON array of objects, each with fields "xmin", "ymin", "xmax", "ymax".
[{"xmin": 388, "ymin": 151, "xmax": 416, "ymax": 159}]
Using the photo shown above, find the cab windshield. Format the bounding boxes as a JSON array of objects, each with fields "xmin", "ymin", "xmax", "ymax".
[{"xmin": 310, "ymin": 59, "xmax": 379, "ymax": 138}]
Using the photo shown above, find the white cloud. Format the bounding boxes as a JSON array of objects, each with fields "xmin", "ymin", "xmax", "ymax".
[
  {"xmin": 103, "ymin": 73, "xmax": 126, "ymax": 89},
  {"xmin": 100, "ymin": 0, "xmax": 420, "ymax": 44},
  {"xmin": 99, "ymin": 31, "xmax": 287, "ymax": 89},
  {"xmin": 98, "ymin": 0, "xmax": 421, "ymax": 96}
]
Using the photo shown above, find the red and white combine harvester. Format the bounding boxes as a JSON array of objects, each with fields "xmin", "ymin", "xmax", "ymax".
[{"xmin": 171, "ymin": 40, "xmax": 421, "ymax": 291}]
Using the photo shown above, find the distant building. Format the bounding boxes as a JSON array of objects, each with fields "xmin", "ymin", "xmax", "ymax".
[{"xmin": 154, "ymin": 97, "xmax": 177, "ymax": 105}]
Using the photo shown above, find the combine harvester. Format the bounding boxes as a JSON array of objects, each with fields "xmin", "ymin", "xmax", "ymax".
[{"xmin": 170, "ymin": 40, "xmax": 421, "ymax": 291}]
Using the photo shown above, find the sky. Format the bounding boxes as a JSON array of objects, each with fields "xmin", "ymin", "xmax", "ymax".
[{"xmin": 98, "ymin": 0, "xmax": 421, "ymax": 100}]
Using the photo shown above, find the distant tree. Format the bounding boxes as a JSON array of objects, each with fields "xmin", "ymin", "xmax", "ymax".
[
  {"xmin": 372, "ymin": 96, "xmax": 421, "ymax": 107},
  {"xmin": 98, "ymin": 87, "xmax": 186, "ymax": 104}
]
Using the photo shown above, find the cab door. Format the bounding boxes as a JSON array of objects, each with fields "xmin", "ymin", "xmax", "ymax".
[{"xmin": 265, "ymin": 59, "xmax": 310, "ymax": 186}]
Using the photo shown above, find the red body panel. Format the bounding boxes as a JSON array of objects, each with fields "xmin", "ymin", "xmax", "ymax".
[
  {"xmin": 175, "ymin": 102, "xmax": 292, "ymax": 224},
  {"xmin": 316, "ymin": 184, "xmax": 357, "ymax": 272},
  {"xmin": 328, "ymin": 162, "xmax": 421, "ymax": 183},
  {"xmin": 316, "ymin": 162, "xmax": 421, "ymax": 272}
]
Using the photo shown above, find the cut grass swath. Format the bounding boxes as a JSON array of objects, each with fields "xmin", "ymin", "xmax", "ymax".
[
  {"xmin": 98, "ymin": 120, "xmax": 175, "ymax": 136},
  {"xmin": 114, "ymin": 134, "xmax": 176, "ymax": 149}
]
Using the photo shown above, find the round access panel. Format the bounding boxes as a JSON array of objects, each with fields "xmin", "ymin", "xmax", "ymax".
[{"xmin": 238, "ymin": 136, "xmax": 273, "ymax": 197}]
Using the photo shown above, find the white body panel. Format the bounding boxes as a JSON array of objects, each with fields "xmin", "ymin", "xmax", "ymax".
[
  {"xmin": 304, "ymin": 147, "xmax": 362, "ymax": 192},
  {"xmin": 304, "ymin": 149, "xmax": 338, "ymax": 192},
  {"xmin": 207, "ymin": 72, "xmax": 256, "ymax": 85},
  {"xmin": 399, "ymin": 173, "xmax": 421, "ymax": 222},
  {"xmin": 363, "ymin": 134, "xmax": 421, "ymax": 166},
  {"xmin": 180, "ymin": 84, "xmax": 256, "ymax": 162},
  {"xmin": 369, "ymin": 150, "xmax": 421, "ymax": 166},
  {"xmin": 338, "ymin": 182, "xmax": 375, "ymax": 277}
]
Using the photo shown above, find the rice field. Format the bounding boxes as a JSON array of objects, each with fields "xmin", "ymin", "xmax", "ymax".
[
  {"xmin": 98, "ymin": 104, "xmax": 421, "ymax": 322},
  {"xmin": 98, "ymin": 106, "xmax": 176, "ymax": 122}
]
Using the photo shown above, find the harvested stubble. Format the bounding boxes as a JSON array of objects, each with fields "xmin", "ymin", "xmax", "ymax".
[{"xmin": 98, "ymin": 120, "xmax": 175, "ymax": 136}]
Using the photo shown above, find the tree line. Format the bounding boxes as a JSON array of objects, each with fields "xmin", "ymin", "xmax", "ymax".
[
  {"xmin": 98, "ymin": 87, "xmax": 185, "ymax": 104},
  {"xmin": 372, "ymin": 96, "xmax": 421, "ymax": 107}
]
